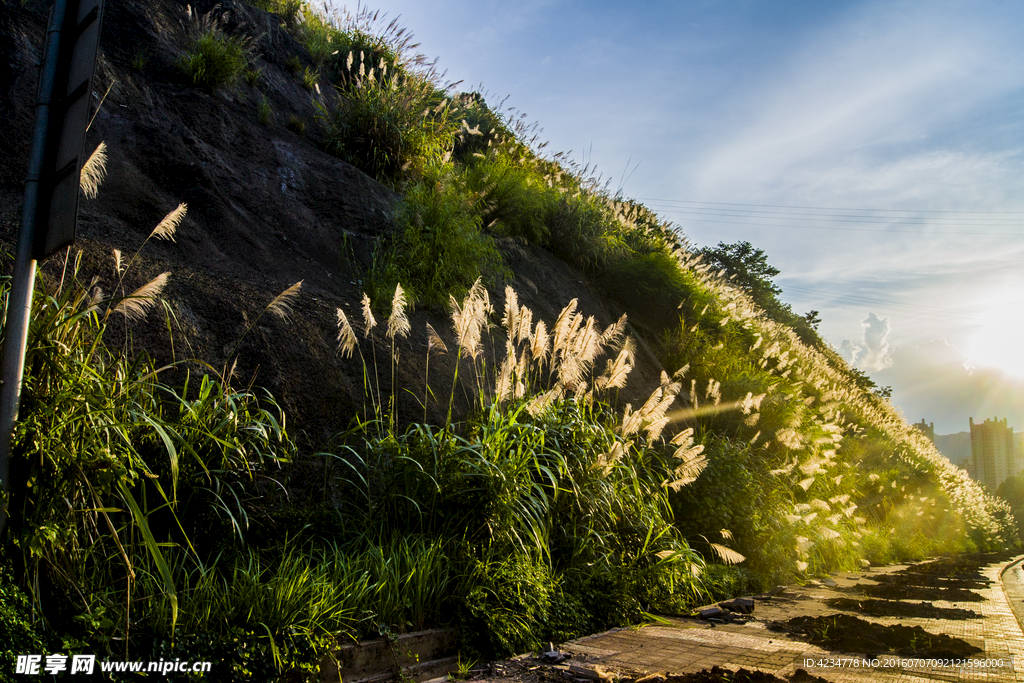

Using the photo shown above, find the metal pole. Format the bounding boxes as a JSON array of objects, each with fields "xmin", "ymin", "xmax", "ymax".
[{"xmin": 0, "ymin": 0, "xmax": 67, "ymax": 539}]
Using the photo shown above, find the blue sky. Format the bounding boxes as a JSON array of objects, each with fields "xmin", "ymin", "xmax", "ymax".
[{"xmin": 367, "ymin": 0, "xmax": 1024, "ymax": 433}]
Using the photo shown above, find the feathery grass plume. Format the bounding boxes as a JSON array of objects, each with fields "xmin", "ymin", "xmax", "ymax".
[
  {"xmin": 335, "ymin": 308, "xmax": 357, "ymax": 358},
  {"xmin": 516, "ymin": 306, "xmax": 533, "ymax": 344},
  {"xmin": 600, "ymin": 313, "xmax": 627, "ymax": 349},
  {"xmin": 596, "ymin": 339, "xmax": 633, "ymax": 391},
  {"xmin": 267, "ymin": 280, "xmax": 303, "ymax": 320},
  {"xmin": 361, "ymin": 293, "xmax": 377, "ymax": 337},
  {"xmin": 386, "ymin": 283, "xmax": 410, "ymax": 339},
  {"xmin": 525, "ymin": 386, "xmax": 560, "ymax": 416},
  {"xmin": 449, "ymin": 279, "xmax": 488, "ymax": 360},
  {"xmin": 502, "ymin": 286, "xmax": 519, "ymax": 343},
  {"xmin": 113, "ymin": 272, "xmax": 170, "ymax": 322},
  {"xmin": 494, "ymin": 346, "xmax": 514, "ymax": 403},
  {"xmin": 112, "ymin": 248, "xmax": 123, "ymax": 277},
  {"xmin": 665, "ymin": 427, "xmax": 706, "ymax": 491},
  {"xmin": 426, "ymin": 323, "xmax": 447, "ymax": 355},
  {"xmin": 87, "ymin": 285, "xmax": 104, "ymax": 313},
  {"xmin": 424, "ymin": 322, "xmax": 447, "ymax": 421},
  {"xmin": 530, "ymin": 320, "xmax": 549, "ymax": 365},
  {"xmin": 709, "ymin": 543, "xmax": 746, "ymax": 565},
  {"xmin": 593, "ymin": 441, "xmax": 626, "ymax": 475},
  {"xmin": 151, "ymin": 203, "xmax": 187, "ymax": 242},
  {"xmin": 550, "ymin": 299, "xmax": 578, "ymax": 358},
  {"xmin": 80, "ymin": 141, "xmax": 107, "ymax": 199},
  {"xmin": 571, "ymin": 316, "xmax": 601, "ymax": 362}
]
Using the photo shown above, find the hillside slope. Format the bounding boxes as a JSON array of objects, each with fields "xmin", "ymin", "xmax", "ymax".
[
  {"xmin": 0, "ymin": 0, "xmax": 666, "ymax": 448},
  {"xmin": 0, "ymin": 0, "xmax": 1017, "ymax": 678}
]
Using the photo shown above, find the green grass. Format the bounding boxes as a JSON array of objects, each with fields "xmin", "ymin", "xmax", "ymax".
[
  {"xmin": 318, "ymin": 73, "xmax": 456, "ymax": 183},
  {"xmin": 368, "ymin": 167, "xmax": 505, "ymax": 306},
  {"xmin": 180, "ymin": 29, "xmax": 251, "ymax": 92}
]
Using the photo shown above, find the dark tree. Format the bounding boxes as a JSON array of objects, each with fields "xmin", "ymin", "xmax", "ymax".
[
  {"xmin": 803, "ymin": 310, "xmax": 821, "ymax": 330},
  {"xmin": 698, "ymin": 241, "xmax": 782, "ymax": 305}
]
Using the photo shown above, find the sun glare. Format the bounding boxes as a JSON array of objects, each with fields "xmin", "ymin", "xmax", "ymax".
[{"xmin": 965, "ymin": 292, "xmax": 1024, "ymax": 378}]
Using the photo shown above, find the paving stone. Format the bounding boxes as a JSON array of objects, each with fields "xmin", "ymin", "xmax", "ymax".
[{"xmin": 561, "ymin": 557, "xmax": 1024, "ymax": 682}]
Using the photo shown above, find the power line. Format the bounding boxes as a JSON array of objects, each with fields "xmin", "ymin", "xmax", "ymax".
[
  {"xmin": 644, "ymin": 210, "xmax": 1024, "ymax": 236},
  {"xmin": 641, "ymin": 204, "xmax": 1024, "ymax": 227},
  {"xmin": 778, "ymin": 284, "xmax": 980, "ymax": 323},
  {"xmin": 634, "ymin": 197, "xmax": 1024, "ymax": 215}
]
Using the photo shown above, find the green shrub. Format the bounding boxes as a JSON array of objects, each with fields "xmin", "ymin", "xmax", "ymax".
[
  {"xmin": 460, "ymin": 552, "xmax": 551, "ymax": 656},
  {"xmin": 318, "ymin": 74, "xmax": 456, "ymax": 183},
  {"xmin": 368, "ymin": 168, "xmax": 504, "ymax": 305},
  {"xmin": 547, "ymin": 193, "xmax": 623, "ymax": 272},
  {"xmin": 599, "ymin": 250, "xmax": 690, "ymax": 330},
  {"xmin": 248, "ymin": 0, "xmax": 303, "ymax": 26},
  {"xmin": 463, "ymin": 154, "xmax": 558, "ymax": 244},
  {"xmin": 180, "ymin": 29, "xmax": 251, "ymax": 92},
  {"xmin": 0, "ymin": 559, "xmax": 50, "ymax": 683}
]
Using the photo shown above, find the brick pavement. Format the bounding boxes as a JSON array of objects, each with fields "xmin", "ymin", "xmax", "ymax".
[{"xmin": 563, "ymin": 557, "xmax": 1024, "ymax": 682}]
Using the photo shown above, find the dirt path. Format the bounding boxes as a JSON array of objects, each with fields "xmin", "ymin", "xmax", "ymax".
[{"xmin": 464, "ymin": 554, "xmax": 1024, "ymax": 683}]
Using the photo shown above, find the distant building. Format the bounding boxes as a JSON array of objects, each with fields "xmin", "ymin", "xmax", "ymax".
[
  {"xmin": 914, "ymin": 419, "xmax": 935, "ymax": 442},
  {"xmin": 968, "ymin": 417, "xmax": 1020, "ymax": 490}
]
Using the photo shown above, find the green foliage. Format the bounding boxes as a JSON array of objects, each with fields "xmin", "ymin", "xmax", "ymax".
[
  {"xmin": 318, "ymin": 73, "xmax": 456, "ymax": 183},
  {"xmin": 463, "ymin": 154, "xmax": 557, "ymax": 244},
  {"xmin": 248, "ymin": 0, "xmax": 303, "ymax": 26},
  {"xmin": 243, "ymin": 66, "xmax": 262, "ymax": 86},
  {"xmin": 299, "ymin": 65, "xmax": 319, "ymax": 91},
  {"xmin": 368, "ymin": 168, "xmax": 504, "ymax": 305},
  {"xmin": 460, "ymin": 553, "xmax": 551, "ymax": 655},
  {"xmin": 180, "ymin": 28, "xmax": 251, "ymax": 93},
  {"xmin": 997, "ymin": 475, "xmax": 1024, "ymax": 547},
  {"xmin": 0, "ymin": 250, "xmax": 294, "ymax": 648},
  {"xmin": 547, "ymin": 193, "xmax": 623, "ymax": 272},
  {"xmin": 672, "ymin": 436, "xmax": 795, "ymax": 589},
  {"xmin": 0, "ymin": 559, "xmax": 50, "ymax": 683}
]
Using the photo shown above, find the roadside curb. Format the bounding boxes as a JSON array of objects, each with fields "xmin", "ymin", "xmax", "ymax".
[{"xmin": 998, "ymin": 555, "xmax": 1024, "ymax": 582}]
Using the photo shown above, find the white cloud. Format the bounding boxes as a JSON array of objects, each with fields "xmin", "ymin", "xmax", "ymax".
[{"xmin": 841, "ymin": 312, "xmax": 892, "ymax": 371}]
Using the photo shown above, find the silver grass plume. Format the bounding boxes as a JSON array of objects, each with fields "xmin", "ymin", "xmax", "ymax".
[
  {"xmin": 530, "ymin": 320, "xmax": 549, "ymax": 365},
  {"xmin": 426, "ymin": 323, "xmax": 448, "ymax": 355},
  {"xmin": 151, "ymin": 203, "xmax": 187, "ymax": 242},
  {"xmin": 386, "ymin": 284, "xmax": 410, "ymax": 339},
  {"xmin": 112, "ymin": 248, "xmax": 123, "ymax": 277},
  {"xmin": 502, "ymin": 286, "xmax": 519, "ymax": 342},
  {"xmin": 550, "ymin": 299, "xmax": 578, "ymax": 358},
  {"xmin": 114, "ymin": 272, "xmax": 170, "ymax": 322},
  {"xmin": 516, "ymin": 306, "xmax": 533, "ymax": 344},
  {"xmin": 361, "ymin": 293, "xmax": 377, "ymax": 337},
  {"xmin": 267, "ymin": 280, "xmax": 302, "ymax": 320},
  {"xmin": 335, "ymin": 308, "xmax": 357, "ymax": 358},
  {"xmin": 450, "ymin": 278, "xmax": 488, "ymax": 360},
  {"xmin": 80, "ymin": 142, "xmax": 107, "ymax": 199},
  {"xmin": 600, "ymin": 313, "xmax": 627, "ymax": 349},
  {"xmin": 709, "ymin": 543, "xmax": 746, "ymax": 565}
]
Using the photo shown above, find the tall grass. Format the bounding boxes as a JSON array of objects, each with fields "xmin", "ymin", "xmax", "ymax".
[{"xmin": 179, "ymin": 7, "xmax": 254, "ymax": 92}]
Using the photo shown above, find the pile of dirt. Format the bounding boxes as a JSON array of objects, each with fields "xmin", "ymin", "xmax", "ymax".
[
  {"xmin": 824, "ymin": 597, "xmax": 980, "ymax": 620},
  {"xmin": 768, "ymin": 614, "xmax": 982, "ymax": 659},
  {"xmin": 839, "ymin": 553, "xmax": 1015, "ymax": 602},
  {"xmin": 853, "ymin": 583, "xmax": 984, "ymax": 602}
]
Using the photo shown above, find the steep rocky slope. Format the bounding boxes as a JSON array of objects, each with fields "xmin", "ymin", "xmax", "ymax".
[{"xmin": 0, "ymin": 0, "xmax": 665, "ymax": 449}]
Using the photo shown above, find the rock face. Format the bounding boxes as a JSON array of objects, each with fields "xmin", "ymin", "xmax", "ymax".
[{"xmin": 0, "ymin": 0, "xmax": 666, "ymax": 448}]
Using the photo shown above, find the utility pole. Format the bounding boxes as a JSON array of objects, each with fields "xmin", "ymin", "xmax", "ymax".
[{"xmin": 0, "ymin": 0, "xmax": 104, "ymax": 538}]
